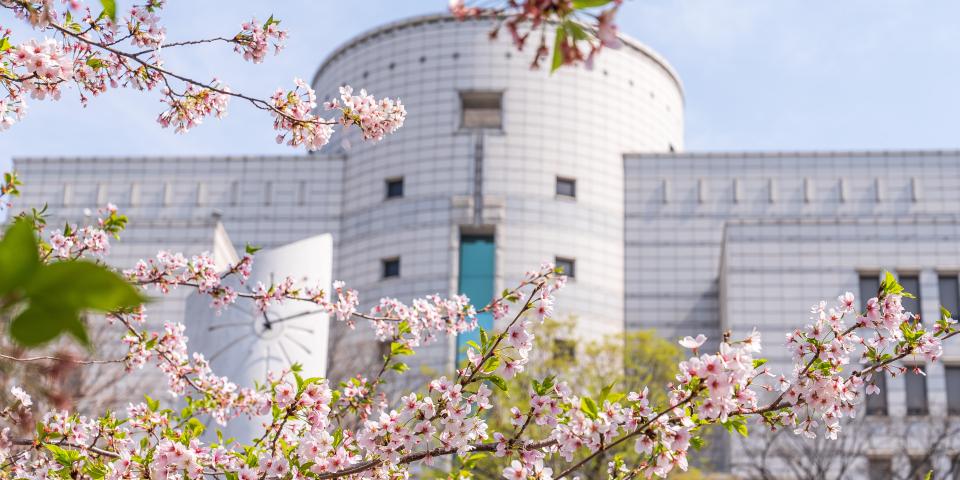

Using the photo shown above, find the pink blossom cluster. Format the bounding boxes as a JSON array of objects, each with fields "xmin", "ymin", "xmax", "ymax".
[
  {"xmin": 370, "ymin": 294, "xmax": 476, "ymax": 346},
  {"xmin": 270, "ymin": 78, "xmax": 333, "ymax": 150},
  {"xmin": 121, "ymin": 321, "xmax": 268, "ymax": 424},
  {"xmin": 9, "ymin": 38, "xmax": 74, "ymax": 100},
  {"xmin": 156, "ymin": 81, "xmax": 231, "ymax": 133},
  {"xmin": 325, "ymin": 85, "xmax": 406, "ymax": 142},
  {"xmin": 126, "ymin": 3, "xmax": 166, "ymax": 49},
  {"xmin": 0, "ymin": 88, "xmax": 27, "ymax": 130},
  {"xmin": 234, "ymin": 17, "xmax": 287, "ymax": 64},
  {"xmin": 44, "ymin": 204, "xmax": 122, "ymax": 258},
  {"xmin": 125, "ymin": 250, "xmax": 234, "ymax": 294},
  {"xmin": 677, "ymin": 331, "xmax": 761, "ymax": 422},
  {"xmin": 776, "ymin": 287, "xmax": 948, "ymax": 441}
]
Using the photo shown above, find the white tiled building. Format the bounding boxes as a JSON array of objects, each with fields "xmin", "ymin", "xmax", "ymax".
[{"xmin": 12, "ymin": 14, "xmax": 960, "ymax": 479}]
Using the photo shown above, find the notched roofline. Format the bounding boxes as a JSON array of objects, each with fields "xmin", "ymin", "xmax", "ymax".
[{"xmin": 624, "ymin": 149, "xmax": 960, "ymax": 159}]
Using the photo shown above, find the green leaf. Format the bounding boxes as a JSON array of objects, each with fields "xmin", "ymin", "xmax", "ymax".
[
  {"xmin": 390, "ymin": 342, "xmax": 414, "ymax": 357},
  {"xmin": 0, "ymin": 219, "xmax": 40, "ymax": 295},
  {"xmin": 0, "ymin": 37, "xmax": 10, "ymax": 52},
  {"xmin": 551, "ymin": 28, "xmax": 566, "ymax": 73},
  {"xmin": 245, "ymin": 244, "xmax": 261, "ymax": 255},
  {"xmin": 572, "ymin": 0, "xmax": 612, "ymax": 8},
  {"xmin": 9, "ymin": 302, "xmax": 81, "ymax": 347},
  {"xmin": 85, "ymin": 57, "xmax": 105, "ymax": 69},
  {"xmin": 752, "ymin": 358, "xmax": 768, "ymax": 368},
  {"xmin": 26, "ymin": 261, "xmax": 145, "ymax": 312},
  {"xmin": 99, "ymin": 0, "xmax": 117, "ymax": 22},
  {"xmin": 145, "ymin": 395, "xmax": 160, "ymax": 411},
  {"xmin": 390, "ymin": 361, "xmax": 409, "ymax": 373},
  {"xmin": 83, "ymin": 460, "xmax": 108, "ymax": 480},
  {"xmin": 941, "ymin": 305, "xmax": 953, "ymax": 321},
  {"xmin": 690, "ymin": 436, "xmax": 704, "ymax": 450},
  {"xmin": 486, "ymin": 375, "xmax": 508, "ymax": 392},
  {"xmin": 581, "ymin": 397, "xmax": 599, "ymax": 419},
  {"xmin": 564, "ymin": 20, "xmax": 589, "ymax": 41},
  {"xmin": 599, "ymin": 382, "xmax": 616, "ymax": 404},
  {"xmin": 45, "ymin": 444, "xmax": 80, "ymax": 466}
]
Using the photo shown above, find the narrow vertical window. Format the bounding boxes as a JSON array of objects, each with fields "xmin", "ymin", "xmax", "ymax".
[
  {"xmin": 556, "ymin": 177, "xmax": 576, "ymax": 198},
  {"xmin": 899, "ymin": 274, "xmax": 921, "ymax": 320},
  {"xmin": 859, "ymin": 273, "xmax": 880, "ymax": 310},
  {"xmin": 460, "ymin": 91, "xmax": 502, "ymax": 129},
  {"xmin": 947, "ymin": 365, "xmax": 960, "ymax": 415},
  {"xmin": 456, "ymin": 234, "xmax": 495, "ymax": 365},
  {"xmin": 385, "ymin": 177, "xmax": 404, "ymax": 199},
  {"xmin": 865, "ymin": 371, "xmax": 887, "ymax": 416},
  {"xmin": 905, "ymin": 365, "xmax": 928, "ymax": 416},
  {"xmin": 940, "ymin": 274, "xmax": 959, "ymax": 319},
  {"xmin": 381, "ymin": 257, "xmax": 400, "ymax": 279},
  {"xmin": 555, "ymin": 257, "xmax": 576, "ymax": 279}
]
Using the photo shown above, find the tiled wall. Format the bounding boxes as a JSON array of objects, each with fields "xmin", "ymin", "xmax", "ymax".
[{"xmin": 625, "ymin": 151, "xmax": 960, "ymax": 477}]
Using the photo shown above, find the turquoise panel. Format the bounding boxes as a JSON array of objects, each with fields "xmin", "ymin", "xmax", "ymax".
[{"xmin": 456, "ymin": 235, "xmax": 495, "ymax": 366}]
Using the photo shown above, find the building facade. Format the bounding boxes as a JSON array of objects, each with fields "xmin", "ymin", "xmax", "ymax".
[{"xmin": 12, "ymin": 14, "xmax": 960, "ymax": 479}]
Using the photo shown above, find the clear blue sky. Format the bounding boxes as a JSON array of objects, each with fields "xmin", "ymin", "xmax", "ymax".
[{"xmin": 2, "ymin": 0, "xmax": 960, "ymax": 171}]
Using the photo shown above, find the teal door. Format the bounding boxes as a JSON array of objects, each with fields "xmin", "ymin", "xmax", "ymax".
[{"xmin": 456, "ymin": 235, "xmax": 495, "ymax": 366}]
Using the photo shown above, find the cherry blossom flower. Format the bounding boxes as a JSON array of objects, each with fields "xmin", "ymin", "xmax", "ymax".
[
  {"xmin": 678, "ymin": 334, "xmax": 706, "ymax": 350},
  {"xmin": 9, "ymin": 385, "xmax": 31, "ymax": 407}
]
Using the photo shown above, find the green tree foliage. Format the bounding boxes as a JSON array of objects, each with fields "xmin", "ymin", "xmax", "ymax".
[{"xmin": 435, "ymin": 317, "xmax": 706, "ymax": 479}]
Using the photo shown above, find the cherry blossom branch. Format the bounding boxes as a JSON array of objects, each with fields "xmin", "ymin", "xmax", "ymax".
[{"xmin": 0, "ymin": 352, "xmax": 123, "ymax": 364}]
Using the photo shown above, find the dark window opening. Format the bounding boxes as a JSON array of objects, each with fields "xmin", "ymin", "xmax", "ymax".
[
  {"xmin": 859, "ymin": 273, "xmax": 881, "ymax": 311},
  {"xmin": 868, "ymin": 457, "xmax": 892, "ymax": 480},
  {"xmin": 556, "ymin": 177, "xmax": 576, "ymax": 198},
  {"xmin": 940, "ymin": 274, "xmax": 959, "ymax": 320},
  {"xmin": 555, "ymin": 257, "xmax": 575, "ymax": 279},
  {"xmin": 460, "ymin": 91, "xmax": 502, "ymax": 129},
  {"xmin": 906, "ymin": 365, "xmax": 929, "ymax": 416},
  {"xmin": 947, "ymin": 365, "xmax": 960, "ymax": 415},
  {"xmin": 899, "ymin": 274, "xmax": 921, "ymax": 322},
  {"xmin": 554, "ymin": 339, "xmax": 576, "ymax": 361},
  {"xmin": 865, "ymin": 371, "xmax": 888, "ymax": 416},
  {"xmin": 382, "ymin": 258, "xmax": 400, "ymax": 279},
  {"xmin": 385, "ymin": 177, "xmax": 404, "ymax": 199}
]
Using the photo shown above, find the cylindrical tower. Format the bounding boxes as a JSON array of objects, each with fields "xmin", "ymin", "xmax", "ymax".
[{"xmin": 312, "ymin": 14, "xmax": 684, "ymax": 375}]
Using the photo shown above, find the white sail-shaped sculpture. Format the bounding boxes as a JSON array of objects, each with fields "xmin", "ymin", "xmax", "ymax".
[{"xmin": 185, "ymin": 232, "xmax": 332, "ymax": 442}]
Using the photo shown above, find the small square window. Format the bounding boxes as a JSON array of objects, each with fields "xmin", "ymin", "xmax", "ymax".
[
  {"xmin": 460, "ymin": 91, "xmax": 502, "ymax": 129},
  {"xmin": 554, "ymin": 339, "xmax": 576, "ymax": 361},
  {"xmin": 385, "ymin": 177, "xmax": 404, "ymax": 199},
  {"xmin": 382, "ymin": 258, "xmax": 400, "ymax": 279},
  {"xmin": 868, "ymin": 457, "xmax": 892, "ymax": 479},
  {"xmin": 556, "ymin": 177, "xmax": 576, "ymax": 198},
  {"xmin": 555, "ymin": 257, "xmax": 575, "ymax": 279}
]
